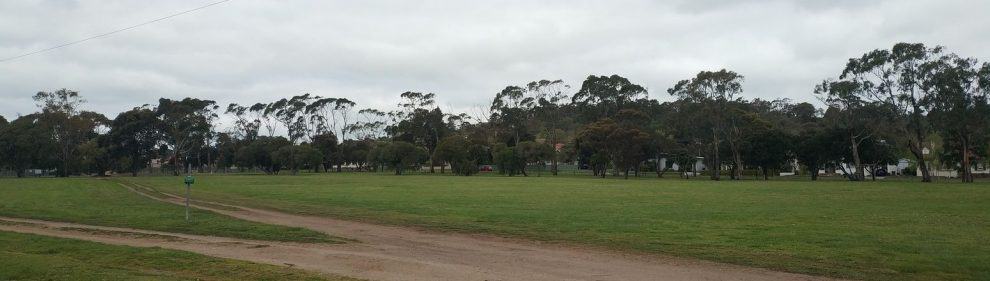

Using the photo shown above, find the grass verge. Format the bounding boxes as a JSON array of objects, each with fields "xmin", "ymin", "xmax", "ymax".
[
  {"xmin": 0, "ymin": 230, "xmax": 355, "ymax": 281},
  {"xmin": 0, "ymin": 178, "xmax": 339, "ymax": 243}
]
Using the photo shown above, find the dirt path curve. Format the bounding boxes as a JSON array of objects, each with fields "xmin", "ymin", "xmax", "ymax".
[{"xmin": 7, "ymin": 181, "xmax": 840, "ymax": 281}]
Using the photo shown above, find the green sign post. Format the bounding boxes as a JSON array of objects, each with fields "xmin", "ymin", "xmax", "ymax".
[{"xmin": 184, "ymin": 175, "xmax": 194, "ymax": 221}]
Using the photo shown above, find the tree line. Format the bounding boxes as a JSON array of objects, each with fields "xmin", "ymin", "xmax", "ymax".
[{"xmin": 0, "ymin": 42, "xmax": 987, "ymax": 182}]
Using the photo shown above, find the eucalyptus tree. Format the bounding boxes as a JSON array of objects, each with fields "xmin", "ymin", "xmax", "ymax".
[
  {"xmin": 307, "ymin": 97, "xmax": 357, "ymax": 141},
  {"xmin": 248, "ymin": 102, "xmax": 278, "ymax": 137},
  {"xmin": 156, "ymin": 98, "xmax": 218, "ymax": 175},
  {"xmin": 658, "ymin": 100, "xmax": 707, "ymax": 178},
  {"xmin": 858, "ymin": 138, "xmax": 899, "ymax": 181},
  {"xmin": 107, "ymin": 106, "xmax": 162, "ymax": 176},
  {"xmin": 573, "ymin": 109, "xmax": 652, "ymax": 179},
  {"xmin": 214, "ymin": 132, "xmax": 238, "ymax": 173},
  {"xmin": 33, "ymin": 89, "xmax": 109, "ymax": 177},
  {"xmin": 0, "ymin": 114, "xmax": 57, "ymax": 177},
  {"xmin": 445, "ymin": 112, "xmax": 472, "ymax": 130},
  {"xmin": 0, "ymin": 115, "xmax": 6, "ymax": 171},
  {"xmin": 612, "ymin": 109, "xmax": 652, "ymax": 178},
  {"xmin": 743, "ymin": 127, "xmax": 794, "ymax": 180},
  {"xmin": 649, "ymin": 126, "xmax": 677, "ymax": 178},
  {"xmin": 388, "ymin": 91, "xmax": 449, "ymax": 173},
  {"xmin": 235, "ymin": 136, "xmax": 290, "ymax": 174},
  {"xmin": 339, "ymin": 139, "xmax": 373, "ymax": 171},
  {"xmin": 34, "ymin": 89, "xmax": 82, "ymax": 176},
  {"xmin": 922, "ymin": 55, "xmax": 989, "ymax": 183},
  {"xmin": 795, "ymin": 126, "xmax": 833, "ymax": 181},
  {"xmin": 383, "ymin": 141, "xmax": 426, "ymax": 175},
  {"xmin": 350, "ymin": 108, "xmax": 389, "ymax": 140},
  {"xmin": 396, "ymin": 91, "xmax": 436, "ymax": 120},
  {"xmin": 816, "ymin": 80, "xmax": 890, "ymax": 181},
  {"xmin": 527, "ymin": 79, "xmax": 571, "ymax": 175},
  {"xmin": 490, "ymin": 85, "xmax": 536, "ymax": 146},
  {"xmin": 839, "ymin": 43, "xmax": 944, "ymax": 182},
  {"xmin": 667, "ymin": 70, "xmax": 745, "ymax": 180},
  {"xmin": 268, "ymin": 94, "xmax": 313, "ymax": 144},
  {"xmin": 273, "ymin": 144, "xmax": 322, "ymax": 175},
  {"xmin": 576, "ymin": 119, "xmax": 617, "ymax": 178},
  {"xmin": 434, "ymin": 134, "xmax": 479, "ymax": 175},
  {"xmin": 518, "ymin": 141, "xmax": 555, "ymax": 176},
  {"xmin": 225, "ymin": 103, "xmax": 260, "ymax": 140},
  {"xmin": 572, "ymin": 75, "xmax": 647, "ymax": 121},
  {"xmin": 311, "ymin": 132, "xmax": 338, "ymax": 172},
  {"xmin": 492, "ymin": 143, "xmax": 527, "ymax": 176},
  {"xmin": 784, "ymin": 103, "xmax": 836, "ymax": 181}
]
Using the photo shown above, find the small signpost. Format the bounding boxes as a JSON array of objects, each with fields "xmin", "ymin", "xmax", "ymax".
[{"xmin": 184, "ymin": 175, "xmax": 195, "ymax": 221}]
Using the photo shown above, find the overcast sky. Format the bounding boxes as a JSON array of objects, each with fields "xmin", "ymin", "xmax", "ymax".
[{"xmin": 2, "ymin": 0, "xmax": 989, "ymax": 124}]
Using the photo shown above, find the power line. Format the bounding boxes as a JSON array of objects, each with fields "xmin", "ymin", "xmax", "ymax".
[{"xmin": 0, "ymin": 0, "xmax": 232, "ymax": 63}]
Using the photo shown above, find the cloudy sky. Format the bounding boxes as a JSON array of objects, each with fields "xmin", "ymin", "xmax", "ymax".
[{"xmin": 1, "ymin": 0, "xmax": 988, "ymax": 124}]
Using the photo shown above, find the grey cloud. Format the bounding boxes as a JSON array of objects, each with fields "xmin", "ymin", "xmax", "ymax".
[{"xmin": 1, "ymin": 0, "xmax": 989, "ymax": 121}]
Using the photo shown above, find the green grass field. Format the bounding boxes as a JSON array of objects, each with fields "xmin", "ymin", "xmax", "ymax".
[
  {"xmin": 0, "ymin": 178, "xmax": 337, "ymax": 243},
  {"xmin": 124, "ymin": 173, "xmax": 990, "ymax": 281},
  {"xmin": 0, "ymin": 230, "xmax": 353, "ymax": 281}
]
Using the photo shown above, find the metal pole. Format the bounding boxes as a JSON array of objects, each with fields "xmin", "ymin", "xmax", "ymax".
[{"xmin": 185, "ymin": 183, "xmax": 191, "ymax": 221}]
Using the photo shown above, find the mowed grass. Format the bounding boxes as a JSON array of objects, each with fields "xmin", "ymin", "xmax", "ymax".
[
  {"xmin": 126, "ymin": 173, "xmax": 990, "ymax": 281},
  {"xmin": 0, "ymin": 178, "xmax": 336, "ymax": 243},
  {"xmin": 0, "ymin": 230, "xmax": 354, "ymax": 281}
]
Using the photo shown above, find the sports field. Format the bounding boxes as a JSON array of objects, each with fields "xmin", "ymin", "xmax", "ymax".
[
  {"xmin": 121, "ymin": 173, "xmax": 990, "ymax": 281},
  {"xmin": 1, "ymin": 174, "xmax": 987, "ymax": 280}
]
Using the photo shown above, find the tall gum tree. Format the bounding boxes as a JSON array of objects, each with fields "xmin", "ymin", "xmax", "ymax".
[
  {"xmin": 156, "ymin": 98, "xmax": 218, "ymax": 175},
  {"xmin": 667, "ymin": 70, "xmax": 745, "ymax": 181},
  {"xmin": 922, "ymin": 55, "xmax": 989, "ymax": 183},
  {"xmin": 840, "ymin": 43, "xmax": 943, "ymax": 182},
  {"xmin": 528, "ymin": 79, "xmax": 571, "ymax": 176},
  {"xmin": 817, "ymin": 80, "xmax": 890, "ymax": 181},
  {"xmin": 33, "ymin": 89, "xmax": 108, "ymax": 177}
]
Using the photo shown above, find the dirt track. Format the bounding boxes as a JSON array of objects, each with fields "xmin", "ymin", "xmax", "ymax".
[{"xmin": 0, "ymin": 183, "xmax": 841, "ymax": 281}]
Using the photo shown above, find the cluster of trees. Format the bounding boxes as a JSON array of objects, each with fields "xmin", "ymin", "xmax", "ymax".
[{"xmin": 1, "ymin": 42, "xmax": 987, "ymax": 182}]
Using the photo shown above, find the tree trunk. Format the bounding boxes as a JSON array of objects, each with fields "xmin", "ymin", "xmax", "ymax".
[
  {"xmin": 961, "ymin": 136, "xmax": 972, "ymax": 183},
  {"xmin": 850, "ymin": 136, "xmax": 863, "ymax": 181},
  {"xmin": 809, "ymin": 163, "xmax": 819, "ymax": 181},
  {"xmin": 732, "ymin": 150, "xmax": 743, "ymax": 180},
  {"xmin": 655, "ymin": 155, "xmax": 662, "ymax": 178},
  {"xmin": 551, "ymin": 157, "xmax": 558, "ymax": 176},
  {"xmin": 207, "ymin": 149, "xmax": 212, "ymax": 174},
  {"xmin": 711, "ymin": 130, "xmax": 721, "ymax": 181},
  {"xmin": 727, "ymin": 131, "xmax": 742, "ymax": 180},
  {"xmin": 171, "ymin": 152, "xmax": 180, "ymax": 176},
  {"xmin": 836, "ymin": 162, "xmax": 855, "ymax": 181},
  {"xmin": 909, "ymin": 138, "xmax": 932, "ymax": 183},
  {"xmin": 429, "ymin": 156, "xmax": 435, "ymax": 173}
]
